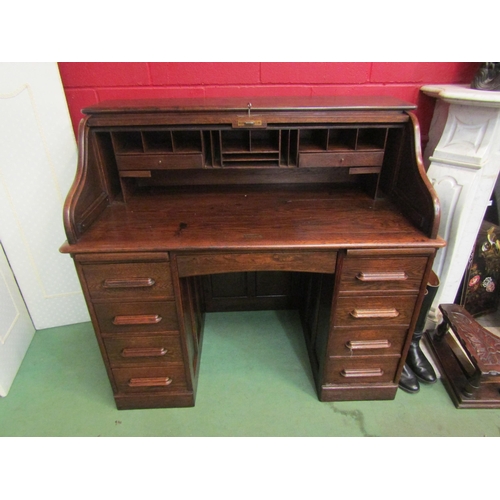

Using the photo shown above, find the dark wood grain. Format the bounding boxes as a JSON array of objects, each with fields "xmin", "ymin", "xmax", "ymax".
[
  {"xmin": 113, "ymin": 365, "xmax": 187, "ymax": 392},
  {"xmin": 104, "ymin": 335, "xmax": 183, "ymax": 367},
  {"xmin": 334, "ymin": 295, "xmax": 418, "ymax": 327},
  {"xmin": 81, "ymin": 260, "xmax": 174, "ymax": 299},
  {"xmin": 61, "ymin": 96, "xmax": 445, "ymax": 409},
  {"xmin": 93, "ymin": 301, "xmax": 179, "ymax": 335},
  {"xmin": 324, "ymin": 356, "xmax": 400, "ymax": 385},
  {"xmin": 176, "ymin": 250, "xmax": 337, "ymax": 277},
  {"xmin": 61, "ymin": 185, "xmax": 444, "ymax": 255},
  {"xmin": 329, "ymin": 328, "xmax": 406, "ymax": 357},
  {"xmin": 339, "ymin": 255, "xmax": 429, "ymax": 294}
]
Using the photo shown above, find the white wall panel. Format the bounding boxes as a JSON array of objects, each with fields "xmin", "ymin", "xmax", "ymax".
[
  {"xmin": 0, "ymin": 63, "xmax": 89, "ymax": 329},
  {"xmin": 0, "ymin": 243, "xmax": 35, "ymax": 396}
]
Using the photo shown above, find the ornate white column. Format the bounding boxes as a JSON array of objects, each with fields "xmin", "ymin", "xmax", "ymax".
[{"xmin": 422, "ymin": 84, "xmax": 500, "ymax": 325}]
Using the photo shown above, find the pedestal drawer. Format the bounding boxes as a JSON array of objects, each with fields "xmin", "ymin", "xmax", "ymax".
[
  {"xmin": 329, "ymin": 328, "xmax": 407, "ymax": 357},
  {"xmin": 325, "ymin": 356, "xmax": 400, "ymax": 385},
  {"xmin": 93, "ymin": 300, "xmax": 179, "ymax": 335},
  {"xmin": 104, "ymin": 335, "xmax": 183, "ymax": 367},
  {"xmin": 113, "ymin": 365, "xmax": 187, "ymax": 393},
  {"xmin": 334, "ymin": 295, "xmax": 417, "ymax": 328},
  {"xmin": 339, "ymin": 256, "xmax": 428, "ymax": 294},
  {"xmin": 82, "ymin": 261, "xmax": 174, "ymax": 300}
]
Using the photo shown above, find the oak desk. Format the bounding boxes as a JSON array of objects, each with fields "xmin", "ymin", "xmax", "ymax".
[{"xmin": 61, "ymin": 96, "xmax": 444, "ymax": 409}]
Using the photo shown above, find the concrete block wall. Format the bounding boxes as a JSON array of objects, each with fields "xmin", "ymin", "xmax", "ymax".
[{"xmin": 58, "ymin": 62, "xmax": 479, "ymax": 147}]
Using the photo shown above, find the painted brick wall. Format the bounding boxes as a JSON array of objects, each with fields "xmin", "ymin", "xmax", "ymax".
[{"xmin": 58, "ymin": 62, "xmax": 479, "ymax": 144}]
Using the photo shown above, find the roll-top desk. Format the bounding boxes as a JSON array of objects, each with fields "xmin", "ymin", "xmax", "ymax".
[{"xmin": 60, "ymin": 96, "xmax": 445, "ymax": 410}]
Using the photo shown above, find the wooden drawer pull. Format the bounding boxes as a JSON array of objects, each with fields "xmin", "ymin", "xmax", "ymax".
[
  {"xmin": 356, "ymin": 271, "xmax": 408, "ymax": 282},
  {"xmin": 349, "ymin": 308, "xmax": 399, "ymax": 319},
  {"xmin": 112, "ymin": 314, "xmax": 162, "ymax": 326},
  {"xmin": 128, "ymin": 377, "xmax": 172, "ymax": 388},
  {"xmin": 345, "ymin": 340, "xmax": 391, "ymax": 350},
  {"xmin": 121, "ymin": 347, "xmax": 168, "ymax": 358},
  {"xmin": 340, "ymin": 368, "xmax": 384, "ymax": 378},
  {"xmin": 103, "ymin": 278, "xmax": 156, "ymax": 288}
]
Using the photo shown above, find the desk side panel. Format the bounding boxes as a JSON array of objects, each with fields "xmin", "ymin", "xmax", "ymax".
[
  {"xmin": 63, "ymin": 119, "xmax": 120, "ymax": 244},
  {"xmin": 380, "ymin": 112, "xmax": 441, "ymax": 239}
]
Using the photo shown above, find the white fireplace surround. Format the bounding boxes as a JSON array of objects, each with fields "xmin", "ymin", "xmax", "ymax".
[{"xmin": 422, "ymin": 84, "xmax": 500, "ymax": 326}]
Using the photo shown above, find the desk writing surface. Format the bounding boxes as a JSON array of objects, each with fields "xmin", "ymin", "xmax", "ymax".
[{"xmin": 61, "ymin": 185, "xmax": 442, "ymax": 254}]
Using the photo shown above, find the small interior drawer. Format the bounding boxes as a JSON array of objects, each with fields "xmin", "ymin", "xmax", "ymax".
[
  {"xmin": 324, "ymin": 356, "xmax": 400, "ymax": 385},
  {"xmin": 339, "ymin": 256, "xmax": 428, "ymax": 294},
  {"xmin": 116, "ymin": 153, "xmax": 204, "ymax": 170},
  {"xmin": 93, "ymin": 300, "xmax": 179, "ymax": 335},
  {"xmin": 112, "ymin": 365, "xmax": 187, "ymax": 393},
  {"xmin": 104, "ymin": 335, "xmax": 183, "ymax": 367},
  {"xmin": 298, "ymin": 151, "xmax": 384, "ymax": 168},
  {"xmin": 328, "ymin": 327, "xmax": 407, "ymax": 357},
  {"xmin": 334, "ymin": 295, "xmax": 417, "ymax": 328},
  {"xmin": 82, "ymin": 261, "xmax": 174, "ymax": 300}
]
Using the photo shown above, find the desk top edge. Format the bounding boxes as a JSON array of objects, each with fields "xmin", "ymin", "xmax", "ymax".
[{"xmin": 83, "ymin": 96, "xmax": 416, "ymax": 115}]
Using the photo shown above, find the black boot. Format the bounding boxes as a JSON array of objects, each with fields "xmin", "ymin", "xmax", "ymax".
[
  {"xmin": 399, "ymin": 364, "xmax": 420, "ymax": 393},
  {"xmin": 406, "ymin": 271, "xmax": 439, "ymax": 384},
  {"xmin": 406, "ymin": 331, "xmax": 437, "ymax": 384}
]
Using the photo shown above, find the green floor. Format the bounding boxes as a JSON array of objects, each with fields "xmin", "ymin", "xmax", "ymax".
[{"xmin": 1, "ymin": 309, "xmax": 500, "ymax": 437}]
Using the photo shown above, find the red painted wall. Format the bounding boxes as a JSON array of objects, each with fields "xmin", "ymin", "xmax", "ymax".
[{"xmin": 58, "ymin": 62, "xmax": 479, "ymax": 144}]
